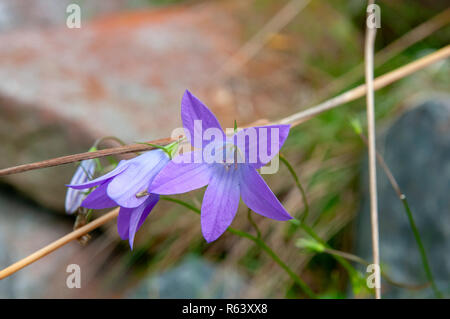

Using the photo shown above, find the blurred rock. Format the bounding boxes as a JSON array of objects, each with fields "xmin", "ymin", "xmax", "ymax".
[
  {"xmin": 0, "ymin": 1, "xmax": 302, "ymax": 211},
  {"xmin": 0, "ymin": 185, "xmax": 84, "ymax": 298},
  {"xmin": 0, "ymin": 0, "xmax": 149, "ymax": 31},
  {"xmin": 128, "ymin": 255, "xmax": 245, "ymax": 298},
  {"xmin": 355, "ymin": 97, "xmax": 450, "ymax": 298},
  {"xmin": 0, "ymin": 95, "xmax": 94, "ymax": 211}
]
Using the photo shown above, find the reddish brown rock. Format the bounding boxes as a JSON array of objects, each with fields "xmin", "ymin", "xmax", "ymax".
[
  {"xmin": 0, "ymin": 1, "xmax": 301, "ymax": 211},
  {"xmin": 0, "ymin": 2, "xmax": 242, "ymax": 210}
]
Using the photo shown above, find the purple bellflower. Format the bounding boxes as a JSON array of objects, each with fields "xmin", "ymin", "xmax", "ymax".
[
  {"xmin": 65, "ymin": 159, "xmax": 96, "ymax": 214},
  {"xmin": 67, "ymin": 149, "xmax": 170, "ymax": 248},
  {"xmin": 150, "ymin": 90, "xmax": 293, "ymax": 243}
]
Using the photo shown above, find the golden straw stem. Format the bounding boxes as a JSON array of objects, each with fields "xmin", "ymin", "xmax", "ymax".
[
  {"xmin": 364, "ymin": 0, "xmax": 381, "ymax": 299},
  {"xmin": 279, "ymin": 44, "xmax": 450, "ymax": 126},
  {"xmin": 0, "ymin": 208, "xmax": 119, "ymax": 280}
]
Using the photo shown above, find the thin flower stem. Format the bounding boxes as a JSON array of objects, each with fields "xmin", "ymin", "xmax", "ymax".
[
  {"xmin": 401, "ymin": 197, "xmax": 442, "ymax": 297},
  {"xmin": 364, "ymin": 0, "xmax": 381, "ymax": 299},
  {"xmin": 227, "ymin": 228, "xmax": 317, "ymax": 298},
  {"xmin": 323, "ymin": 247, "xmax": 368, "ymax": 266},
  {"xmin": 291, "ymin": 220, "xmax": 363, "ymax": 289},
  {"xmin": 357, "ymin": 133, "xmax": 442, "ymax": 298},
  {"xmin": 321, "ymin": 246, "xmax": 429, "ymax": 291},
  {"xmin": 279, "ymin": 154, "xmax": 309, "ymax": 223},
  {"xmin": 279, "ymin": 156, "xmax": 369, "ymax": 293},
  {"xmin": 358, "ymin": 134, "xmax": 402, "ymax": 197},
  {"xmin": 247, "ymin": 208, "xmax": 262, "ymax": 239},
  {"xmin": 293, "ymin": 220, "xmax": 429, "ymax": 292},
  {"xmin": 160, "ymin": 196, "xmax": 317, "ymax": 298},
  {"xmin": 0, "ymin": 46, "xmax": 448, "ymax": 177},
  {"xmin": 0, "ymin": 208, "xmax": 119, "ymax": 280},
  {"xmin": 93, "ymin": 136, "xmax": 127, "ymax": 148},
  {"xmin": 1, "ymin": 198, "xmax": 317, "ymax": 299}
]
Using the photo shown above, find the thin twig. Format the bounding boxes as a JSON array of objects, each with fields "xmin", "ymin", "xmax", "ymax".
[
  {"xmin": 358, "ymin": 134, "xmax": 402, "ymax": 198},
  {"xmin": 0, "ymin": 46, "xmax": 448, "ymax": 178},
  {"xmin": 365, "ymin": 0, "xmax": 381, "ymax": 299},
  {"xmin": 0, "ymin": 137, "xmax": 175, "ymax": 177},
  {"xmin": 0, "ymin": 208, "xmax": 119, "ymax": 280}
]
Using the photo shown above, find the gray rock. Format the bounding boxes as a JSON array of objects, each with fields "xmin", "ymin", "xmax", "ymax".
[
  {"xmin": 0, "ymin": 0, "xmax": 153, "ymax": 32},
  {"xmin": 355, "ymin": 97, "xmax": 450, "ymax": 298},
  {"xmin": 128, "ymin": 255, "xmax": 245, "ymax": 298},
  {"xmin": 0, "ymin": 185, "xmax": 82, "ymax": 298}
]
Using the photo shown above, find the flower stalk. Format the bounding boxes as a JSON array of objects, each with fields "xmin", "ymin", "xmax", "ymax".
[
  {"xmin": 160, "ymin": 196, "xmax": 317, "ymax": 298},
  {"xmin": 364, "ymin": 0, "xmax": 381, "ymax": 299},
  {"xmin": 279, "ymin": 154, "xmax": 309, "ymax": 223},
  {"xmin": 0, "ymin": 208, "xmax": 119, "ymax": 280}
]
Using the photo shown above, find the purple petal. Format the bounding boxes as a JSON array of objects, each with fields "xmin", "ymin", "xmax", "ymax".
[
  {"xmin": 81, "ymin": 181, "xmax": 118, "ymax": 209},
  {"xmin": 150, "ymin": 151, "xmax": 213, "ymax": 195},
  {"xmin": 181, "ymin": 90, "xmax": 225, "ymax": 148},
  {"xmin": 201, "ymin": 166, "xmax": 240, "ymax": 243},
  {"xmin": 67, "ymin": 160, "xmax": 129, "ymax": 190},
  {"xmin": 233, "ymin": 125, "xmax": 290, "ymax": 169},
  {"xmin": 117, "ymin": 207, "xmax": 131, "ymax": 240},
  {"xmin": 239, "ymin": 165, "xmax": 292, "ymax": 221},
  {"xmin": 125, "ymin": 194, "xmax": 160, "ymax": 249},
  {"xmin": 107, "ymin": 150, "xmax": 169, "ymax": 208},
  {"xmin": 65, "ymin": 159, "xmax": 96, "ymax": 214}
]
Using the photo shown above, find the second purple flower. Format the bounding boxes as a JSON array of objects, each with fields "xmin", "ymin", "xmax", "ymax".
[{"xmin": 67, "ymin": 149, "xmax": 170, "ymax": 248}]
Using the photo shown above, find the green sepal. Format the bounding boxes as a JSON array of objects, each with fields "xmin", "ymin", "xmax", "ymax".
[
  {"xmin": 87, "ymin": 146, "xmax": 103, "ymax": 171},
  {"xmin": 137, "ymin": 139, "xmax": 182, "ymax": 160},
  {"xmin": 295, "ymin": 238, "xmax": 325, "ymax": 253},
  {"xmin": 349, "ymin": 117, "xmax": 362, "ymax": 135}
]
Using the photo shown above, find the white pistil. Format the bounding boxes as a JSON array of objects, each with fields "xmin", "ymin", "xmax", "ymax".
[
  {"xmin": 220, "ymin": 143, "xmax": 242, "ymax": 171},
  {"xmin": 135, "ymin": 190, "xmax": 149, "ymax": 198}
]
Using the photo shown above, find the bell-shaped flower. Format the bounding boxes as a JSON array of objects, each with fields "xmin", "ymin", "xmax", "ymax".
[
  {"xmin": 65, "ymin": 159, "xmax": 96, "ymax": 214},
  {"xmin": 150, "ymin": 90, "xmax": 292, "ymax": 243},
  {"xmin": 67, "ymin": 149, "xmax": 170, "ymax": 248}
]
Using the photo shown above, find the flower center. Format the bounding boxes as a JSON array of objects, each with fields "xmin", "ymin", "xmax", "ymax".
[
  {"xmin": 135, "ymin": 190, "xmax": 149, "ymax": 198},
  {"xmin": 220, "ymin": 143, "xmax": 242, "ymax": 171}
]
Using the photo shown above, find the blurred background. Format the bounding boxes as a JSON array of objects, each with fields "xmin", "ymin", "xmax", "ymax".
[{"xmin": 0, "ymin": 0, "xmax": 449, "ymax": 298}]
